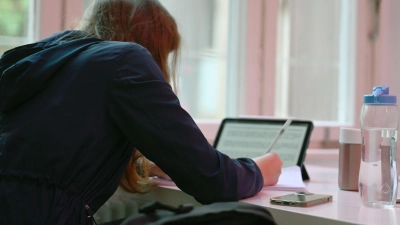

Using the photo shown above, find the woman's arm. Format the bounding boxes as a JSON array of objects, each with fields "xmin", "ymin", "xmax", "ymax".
[{"xmin": 108, "ymin": 43, "xmax": 280, "ymax": 203}]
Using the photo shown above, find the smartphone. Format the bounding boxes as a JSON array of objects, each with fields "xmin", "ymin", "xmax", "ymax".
[{"xmin": 270, "ymin": 192, "xmax": 332, "ymax": 207}]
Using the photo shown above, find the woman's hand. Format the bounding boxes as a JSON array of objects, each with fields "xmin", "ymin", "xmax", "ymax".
[
  {"xmin": 149, "ymin": 161, "xmax": 172, "ymax": 180},
  {"xmin": 252, "ymin": 152, "xmax": 283, "ymax": 186}
]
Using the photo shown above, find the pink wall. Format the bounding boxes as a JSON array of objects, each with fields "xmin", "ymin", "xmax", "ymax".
[
  {"xmin": 245, "ymin": 0, "xmax": 264, "ymax": 115},
  {"xmin": 354, "ymin": 0, "xmax": 376, "ymax": 126},
  {"xmin": 40, "ymin": 0, "xmax": 63, "ymax": 39},
  {"xmin": 244, "ymin": 0, "xmax": 279, "ymax": 116},
  {"xmin": 40, "ymin": 0, "xmax": 83, "ymax": 39},
  {"xmin": 64, "ymin": 0, "xmax": 84, "ymax": 29},
  {"xmin": 376, "ymin": 0, "xmax": 400, "ymax": 99}
]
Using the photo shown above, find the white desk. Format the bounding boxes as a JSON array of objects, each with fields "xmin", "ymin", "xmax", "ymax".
[{"xmin": 116, "ymin": 149, "xmax": 400, "ymax": 225}]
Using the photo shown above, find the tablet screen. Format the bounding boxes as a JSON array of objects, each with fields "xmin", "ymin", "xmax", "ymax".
[{"xmin": 213, "ymin": 118, "xmax": 313, "ymax": 168}]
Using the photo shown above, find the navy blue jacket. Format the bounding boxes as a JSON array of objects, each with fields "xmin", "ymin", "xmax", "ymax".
[{"xmin": 0, "ymin": 31, "xmax": 263, "ymax": 225}]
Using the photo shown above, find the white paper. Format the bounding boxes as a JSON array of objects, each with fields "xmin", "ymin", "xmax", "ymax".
[
  {"xmin": 263, "ymin": 165, "xmax": 308, "ymax": 192},
  {"xmin": 151, "ymin": 165, "xmax": 307, "ymax": 192},
  {"xmin": 151, "ymin": 176, "xmax": 176, "ymax": 186}
]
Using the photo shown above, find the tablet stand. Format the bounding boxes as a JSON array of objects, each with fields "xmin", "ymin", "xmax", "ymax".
[{"xmin": 301, "ymin": 165, "xmax": 310, "ymax": 181}]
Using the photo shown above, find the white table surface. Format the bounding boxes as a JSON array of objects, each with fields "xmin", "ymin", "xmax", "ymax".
[{"xmin": 118, "ymin": 149, "xmax": 400, "ymax": 225}]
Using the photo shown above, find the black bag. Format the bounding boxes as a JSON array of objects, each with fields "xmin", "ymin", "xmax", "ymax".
[{"xmin": 105, "ymin": 200, "xmax": 277, "ymax": 225}]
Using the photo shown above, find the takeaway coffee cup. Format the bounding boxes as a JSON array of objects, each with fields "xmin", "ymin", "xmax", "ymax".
[{"xmin": 338, "ymin": 127, "xmax": 362, "ymax": 191}]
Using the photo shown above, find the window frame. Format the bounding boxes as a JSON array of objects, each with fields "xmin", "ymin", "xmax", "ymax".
[
  {"xmin": 198, "ymin": 0, "xmax": 377, "ymax": 147},
  {"xmin": 196, "ymin": 0, "xmax": 275, "ymax": 144},
  {"xmin": 37, "ymin": 0, "xmax": 397, "ymax": 148}
]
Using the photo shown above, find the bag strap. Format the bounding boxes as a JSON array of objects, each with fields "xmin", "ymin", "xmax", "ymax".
[{"xmin": 139, "ymin": 201, "xmax": 194, "ymax": 214}]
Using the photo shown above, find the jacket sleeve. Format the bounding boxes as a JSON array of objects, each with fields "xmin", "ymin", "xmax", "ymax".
[{"xmin": 107, "ymin": 43, "xmax": 263, "ymax": 204}]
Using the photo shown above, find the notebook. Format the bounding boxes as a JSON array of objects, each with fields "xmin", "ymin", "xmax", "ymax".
[{"xmin": 213, "ymin": 118, "xmax": 314, "ymax": 180}]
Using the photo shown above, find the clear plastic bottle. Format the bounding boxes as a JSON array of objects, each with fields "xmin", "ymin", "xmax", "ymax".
[{"xmin": 359, "ymin": 86, "xmax": 398, "ymax": 208}]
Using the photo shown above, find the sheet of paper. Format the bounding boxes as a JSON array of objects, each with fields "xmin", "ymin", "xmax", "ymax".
[
  {"xmin": 151, "ymin": 165, "xmax": 307, "ymax": 192},
  {"xmin": 151, "ymin": 176, "xmax": 176, "ymax": 186},
  {"xmin": 263, "ymin": 165, "xmax": 307, "ymax": 192}
]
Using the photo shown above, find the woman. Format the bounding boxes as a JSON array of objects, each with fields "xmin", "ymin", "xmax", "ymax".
[{"xmin": 0, "ymin": 0, "xmax": 282, "ymax": 224}]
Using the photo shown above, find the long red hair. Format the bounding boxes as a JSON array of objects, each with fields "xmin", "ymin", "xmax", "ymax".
[{"xmin": 78, "ymin": 0, "xmax": 181, "ymax": 193}]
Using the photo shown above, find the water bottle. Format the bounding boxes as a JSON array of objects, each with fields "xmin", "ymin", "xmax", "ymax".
[{"xmin": 359, "ymin": 86, "xmax": 398, "ymax": 208}]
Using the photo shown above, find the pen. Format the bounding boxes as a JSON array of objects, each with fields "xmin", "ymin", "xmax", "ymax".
[{"xmin": 265, "ymin": 119, "xmax": 292, "ymax": 154}]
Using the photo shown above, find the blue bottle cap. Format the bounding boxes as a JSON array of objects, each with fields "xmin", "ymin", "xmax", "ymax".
[{"xmin": 363, "ymin": 86, "xmax": 396, "ymax": 104}]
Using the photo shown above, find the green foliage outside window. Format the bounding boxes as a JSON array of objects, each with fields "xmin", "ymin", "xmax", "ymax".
[{"xmin": 0, "ymin": 0, "xmax": 29, "ymax": 37}]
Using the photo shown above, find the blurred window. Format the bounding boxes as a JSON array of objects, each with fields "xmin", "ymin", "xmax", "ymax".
[{"xmin": 0, "ymin": 0, "xmax": 35, "ymax": 55}]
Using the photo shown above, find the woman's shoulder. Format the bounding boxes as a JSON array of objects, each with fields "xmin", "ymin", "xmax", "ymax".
[
  {"xmin": 42, "ymin": 30, "xmax": 148, "ymax": 56},
  {"xmin": 101, "ymin": 40, "xmax": 150, "ymax": 57},
  {"xmin": 81, "ymin": 40, "xmax": 150, "ymax": 64},
  {"xmin": 98, "ymin": 42, "xmax": 166, "ymax": 82}
]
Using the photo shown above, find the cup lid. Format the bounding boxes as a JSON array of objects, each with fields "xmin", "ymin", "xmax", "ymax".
[
  {"xmin": 363, "ymin": 86, "xmax": 396, "ymax": 104},
  {"xmin": 339, "ymin": 127, "xmax": 361, "ymax": 144}
]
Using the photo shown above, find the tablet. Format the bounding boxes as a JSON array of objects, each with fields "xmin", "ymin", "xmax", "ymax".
[{"xmin": 213, "ymin": 118, "xmax": 314, "ymax": 180}]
